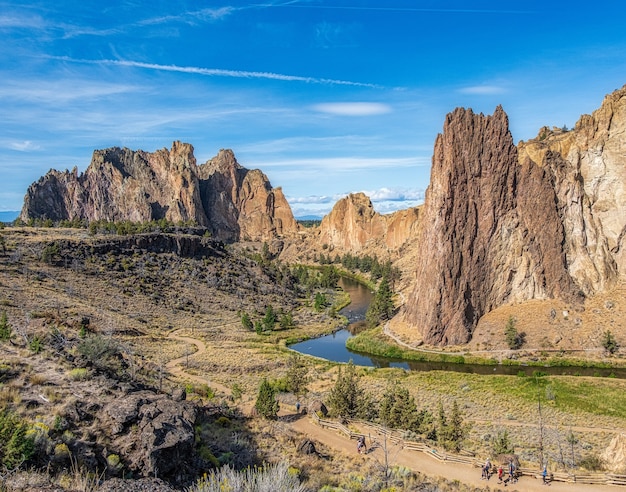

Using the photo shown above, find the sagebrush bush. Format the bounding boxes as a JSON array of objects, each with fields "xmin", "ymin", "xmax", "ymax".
[
  {"xmin": 68, "ymin": 368, "xmax": 90, "ymax": 381},
  {"xmin": 188, "ymin": 462, "xmax": 306, "ymax": 492}
]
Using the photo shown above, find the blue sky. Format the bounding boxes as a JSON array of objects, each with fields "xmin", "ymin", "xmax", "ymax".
[{"xmin": 1, "ymin": 1, "xmax": 625, "ymax": 218}]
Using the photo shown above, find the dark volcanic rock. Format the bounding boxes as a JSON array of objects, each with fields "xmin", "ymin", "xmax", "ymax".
[{"xmin": 99, "ymin": 390, "xmax": 198, "ymax": 482}]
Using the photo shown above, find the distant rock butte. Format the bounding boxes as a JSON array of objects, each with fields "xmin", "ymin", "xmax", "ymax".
[
  {"xmin": 20, "ymin": 144, "xmax": 299, "ymax": 242},
  {"xmin": 318, "ymin": 193, "xmax": 420, "ymax": 253}
]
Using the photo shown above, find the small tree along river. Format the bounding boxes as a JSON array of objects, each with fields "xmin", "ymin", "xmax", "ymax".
[{"xmin": 289, "ymin": 276, "xmax": 626, "ymax": 378}]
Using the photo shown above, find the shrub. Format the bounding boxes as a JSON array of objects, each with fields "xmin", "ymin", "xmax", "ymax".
[
  {"xmin": 0, "ymin": 410, "xmax": 35, "ymax": 469},
  {"xmin": 601, "ymin": 330, "xmax": 619, "ymax": 355},
  {"xmin": 189, "ymin": 462, "xmax": 306, "ymax": 492},
  {"xmin": 0, "ymin": 311, "xmax": 11, "ymax": 341},
  {"xmin": 77, "ymin": 334, "xmax": 120, "ymax": 370},
  {"xmin": 491, "ymin": 430, "xmax": 514, "ymax": 455},
  {"xmin": 68, "ymin": 368, "xmax": 90, "ymax": 381},
  {"xmin": 579, "ymin": 453, "xmax": 604, "ymax": 471}
]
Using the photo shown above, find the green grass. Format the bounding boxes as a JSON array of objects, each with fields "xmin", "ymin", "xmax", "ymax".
[{"xmin": 395, "ymin": 369, "xmax": 626, "ymax": 420}]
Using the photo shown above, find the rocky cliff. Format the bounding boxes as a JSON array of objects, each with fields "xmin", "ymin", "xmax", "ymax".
[
  {"xmin": 20, "ymin": 143, "xmax": 299, "ymax": 242},
  {"xmin": 518, "ymin": 86, "xmax": 626, "ymax": 288},
  {"xmin": 199, "ymin": 149, "xmax": 299, "ymax": 242},
  {"xmin": 397, "ymin": 106, "xmax": 583, "ymax": 345}
]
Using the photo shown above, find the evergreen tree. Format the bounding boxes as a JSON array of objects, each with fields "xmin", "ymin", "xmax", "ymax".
[
  {"xmin": 241, "ymin": 312, "xmax": 253, "ymax": 331},
  {"xmin": 366, "ymin": 275, "xmax": 394, "ymax": 328},
  {"xmin": 279, "ymin": 312, "xmax": 295, "ymax": 330},
  {"xmin": 262, "ymin": 305, "xmax": 276, "ymax": 331},
  {"xmin": 328, "ymin": 361, "xmax": 361, "ymax": 418},
  {"xmin": 601, "ymin": 330, "xmax": 619, "ymax": 354},
  {"xmin": 504, "ymin": 316, "xmax": 525, "ymax": 349},
  {"xmin": 379, "ymin": 381, "xmax": 423, "ymax": 432},
  {"xmin": 314, "ymin": 292, "xmax": 327, "ymax": 312},
  {"xmin": 0, "ymin": 311, "xmax": 11, "ymax": 341},
  {"xmin": 286, "ymin": 353, "xmax": 308, "ymax": 397},
  {"xmin": 255, "ymin": 379, "xmax": 279, "ymax": 419},
  {"xmin": 437, "ymin": 400, "xmax": 467, "ymax": 452}
]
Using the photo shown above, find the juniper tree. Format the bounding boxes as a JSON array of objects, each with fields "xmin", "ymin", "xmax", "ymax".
[
  {"xmin": 255, "ymin": 379, "xmax": 279, "ymax": 419},
  {"xmin": 366, "ymin": 275, "xmax": 394, "ymax": 328},
  {"xmin": 328, "ymin": 361, "xmax": 364, "ymax": 419},
  {"xmin": 286, "ymin": 353, "xmax": 308, "ymax": 398}
]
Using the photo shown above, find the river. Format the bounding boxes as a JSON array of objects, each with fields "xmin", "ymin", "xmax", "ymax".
[{"xmin": 289, "ymin": 276, "xmax": 626, "ymax": 378}]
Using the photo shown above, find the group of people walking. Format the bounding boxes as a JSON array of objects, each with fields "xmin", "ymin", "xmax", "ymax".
[
  {"xmin": 481, "ymin": 457, "xmax": 550, "ymax": 485},
  {"xmin": 481, "ymin": 458, "xmax": 518, "ymax": 485}
]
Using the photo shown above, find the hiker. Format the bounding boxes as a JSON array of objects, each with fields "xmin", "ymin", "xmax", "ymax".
[
  {"xmin": 481, "ymin": 458, "xmax": 491, "ymax": 480},
  {"xmin": 357, "ymin": 435, "xmax": 366, "ymax": 454},
  {"xmin": 508, "ymin": 459, "xmax": 517, "ymax": 483},
  {"xmin": 296, "ymin": 401, "xmax": 301, "ymax": 413},
  {"xmin": 542, "ymin": 465, "xmax": 550, "ymax": 485},
  {"xmin": 497, "ymin": 464, "xmax": 504, "ymax": 483}
]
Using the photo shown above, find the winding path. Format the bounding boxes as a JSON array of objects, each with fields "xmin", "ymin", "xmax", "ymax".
[{"xmin": 165, "ymin": 329, "xmax": 231, "ymax": 394}]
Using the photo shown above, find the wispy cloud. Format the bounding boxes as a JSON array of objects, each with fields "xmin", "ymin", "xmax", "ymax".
[
  {"xmin": 312, "ymin": 102, "xmax": 392, "ymax": 116},
  {"xmin": 274, "ymin": 5, "xmax": 534, "ymax": 14},
  {"xmin": 136, "ymin": 7, "xmax": 235, "ymax": 26},
  {"xmin": 0, "ymin": 79, "xmax": 138, "ymax": 103},
  {"xmin": 458, "ymin": 85, "xmax": 507, "ymax": 95},
  {"xmin": 8, "ymin": 140, "xmax": 41, "ymax": 152},
  {"xmin": 260, "ymin": 156, "xmax": 426, "ymax": 171},
  {"xmin": 52, "ymin": 56, "xmax": 383, "ymax": 88}
]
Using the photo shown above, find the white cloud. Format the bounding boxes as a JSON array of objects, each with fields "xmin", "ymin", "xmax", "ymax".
[
  {"xmin": 287, "ymin": 188, "xmax": 424, "ymax": 218},
  {"xmin": 8, "ymin": 140, "xmax": 41, "ymax": 152},
  {"xmin": 312, "ymin": 102, "xmax": 392, "ymax": 116},
  {"xmin": 458, "ymin": 85, "xmax": 507, "ymax": 95},
  {"xmin": 361, "ymin": 187, "xmax": 424, "ymax": 202}
]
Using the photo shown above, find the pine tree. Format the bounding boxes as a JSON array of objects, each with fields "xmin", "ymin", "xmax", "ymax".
[{"xmin": 255, "ymin": 379, "xmax": 279, "ymax": 419}]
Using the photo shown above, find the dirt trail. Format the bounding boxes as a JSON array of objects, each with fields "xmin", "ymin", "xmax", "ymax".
[
  {"xmin": 166, "ymin": 330, "xmax": 231, "ymax": 394},
  {"xmin": 165, "ymin": 331, "xmax": 617, "ymax": 491},
  {"xmin": 286, "ymin": 407, "xmax": 612, "ymax": 492}
]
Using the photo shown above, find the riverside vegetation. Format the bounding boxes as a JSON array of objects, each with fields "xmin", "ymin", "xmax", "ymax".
[{"xmin": 1, "ymin": 224, "xmax": 626, "ymax": 490}]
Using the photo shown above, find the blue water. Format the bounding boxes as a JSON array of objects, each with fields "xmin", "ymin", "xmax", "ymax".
[{"xmin": 290, "ymin": 277, "xmax": 626, "ymax": 378}]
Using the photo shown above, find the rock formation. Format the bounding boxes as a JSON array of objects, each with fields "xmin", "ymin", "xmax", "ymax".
[
  {"xmin": 20, "ymin": 143, "xmax": 299, "ymax": 242},
  {"xmin": 100, "ymin": 390, "xmax": 197, "ymax": 480},
  {"xmin": 519, "ymin": 85, "xmax": 626, "ymax": 288},
  {"xmin": 398, "ymin": 106, "xmax": 581, "ymax": 345},
  {"xmin": 199, "ymin": 149, "xmax": 299, "ymax": 242},
  {"xmin": 317, "ymin": 192, "xmax": 420, "ymax": 253}
]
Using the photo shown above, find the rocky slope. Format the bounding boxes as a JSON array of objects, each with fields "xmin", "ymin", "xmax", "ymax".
[{"xmin": 20, "ymin": 144, "xmax": 299, "ymax": 243}]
